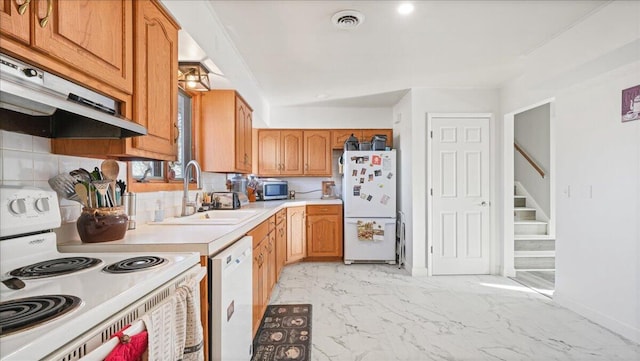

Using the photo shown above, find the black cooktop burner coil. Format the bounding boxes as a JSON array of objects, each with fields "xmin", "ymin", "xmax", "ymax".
[
  {"xmin": 9, "ymin": 257, "xmax": 102, "ymax": 279},
  {"xmin": 103, "ymin": 256, "xmax": 167, "ymax": 274},
  {"xmin": 0, "ymin": 295, "xmax": 81, "ymax": 337}
]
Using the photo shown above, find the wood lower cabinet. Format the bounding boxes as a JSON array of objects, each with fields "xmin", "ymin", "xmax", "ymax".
[
  {"xmin": 306, "ymin": 205, "xmax": 343, "ymax": 260},
  {"xmin": 251, "ymin": 236, "xmax": 266, "ymax": 336},
  {"xmin": 275, "ymin": 209, "xmax": 287, "ymax": 280},
  {"xmin": 266, "ymin": 231, "xmax": 276, "ymax": 294},
  {"xmin": 51, "ymin": 0, "xmax": 179, "ymax": 161},
  {"xmin": 248, "ymin": 215, "xmax": 278, "ymax": 337},
  {"xmin": 248, "ymin": 220, "xmax": 269, "ymax": 336},
  {"xmin": 286, "ymin": 206, "xmax": 306, "ymax": 263},
  {"xmin": 199, "ymin": 90, "xmax": 253, "ymax": 173},
  {"xmin": 198, "ymin": 256, "xmax": 210, "ymax": 361}
]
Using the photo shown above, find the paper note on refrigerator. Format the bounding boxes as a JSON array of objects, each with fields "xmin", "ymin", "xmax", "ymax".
[
  {"xmin": 357, "ymin": 221, "xmax": 384, "ymax": 241},
  {"xmin": 357, "ymin": 220, "xmax": 374, "ymax": 241},
  {"xmin": 373, "ymin": 225, "xmax": 385, "ymax": 241}
]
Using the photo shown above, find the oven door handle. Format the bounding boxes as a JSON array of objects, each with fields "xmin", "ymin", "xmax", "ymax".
[{"xmin": 77, "ymin": 320, "xmax": 147, "ymax": 361}]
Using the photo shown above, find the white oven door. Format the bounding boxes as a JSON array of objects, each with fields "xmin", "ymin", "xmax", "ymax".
[{"xmin": 210, "ymin": 236, "xmax": 253, "ymax": 361}]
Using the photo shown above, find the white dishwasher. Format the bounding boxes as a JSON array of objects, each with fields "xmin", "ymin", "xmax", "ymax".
[{"xmin": 210, "ymin": 236, "xmax": 253, "ymax": 361}]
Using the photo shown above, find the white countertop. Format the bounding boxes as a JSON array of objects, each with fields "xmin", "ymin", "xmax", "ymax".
[{"xmin": 57, "ymin": 199, "xmax": 342, "ymax": 256}]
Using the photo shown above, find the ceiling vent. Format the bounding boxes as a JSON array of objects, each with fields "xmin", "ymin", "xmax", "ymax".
[{"xmin": 331, "ymin": 10, "xmax": 364, "ymax": 30}]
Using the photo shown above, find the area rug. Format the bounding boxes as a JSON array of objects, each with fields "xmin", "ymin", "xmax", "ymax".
[{"xmin": 252, "ymin": 304, "xmax": 312, "ymax": 361}]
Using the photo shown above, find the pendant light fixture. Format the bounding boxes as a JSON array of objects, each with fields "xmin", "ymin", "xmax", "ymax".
[{"xmin": 178, "ymin": 62, "xmax": 212, "ymax": 91}]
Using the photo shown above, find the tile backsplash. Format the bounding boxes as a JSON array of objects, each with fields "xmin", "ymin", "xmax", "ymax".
[{"xmin": 0, "ymin": 130, "xmax": 226, "ymax": 241}]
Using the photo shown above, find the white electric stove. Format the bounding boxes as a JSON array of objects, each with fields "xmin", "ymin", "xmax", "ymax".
[{"xmin": 0, "ymin": 186, "xmax": 202, "ymax": 361}]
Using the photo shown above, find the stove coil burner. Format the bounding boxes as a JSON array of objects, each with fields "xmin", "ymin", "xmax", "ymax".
[
  {"xmin": 9, "ymin": 257, "xmax": 102, "ymax": 279},
  {"xmin": 0, "ymin": 295, "xmax": 81, "ymax": 337},
  {"xmin": 103, "ymin": 256, "xmax": 167, "ymax": 274}
]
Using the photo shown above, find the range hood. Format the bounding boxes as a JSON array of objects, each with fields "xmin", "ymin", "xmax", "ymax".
[{"xmin": 0, "ymin": 53, "xmax": 147, "ymax": 139}]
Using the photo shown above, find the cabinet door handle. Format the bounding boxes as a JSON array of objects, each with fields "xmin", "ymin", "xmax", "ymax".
[
  {"xmin": 38, "ymin": 0, "xmax": 52, "ymax": 28},
  {"xmin": 17, "ymin": 0, "xmax": 31, "ymax": 15},
  {"xmin": 174, "ymin": 123, "xmax": 180, "ymax": 143}
]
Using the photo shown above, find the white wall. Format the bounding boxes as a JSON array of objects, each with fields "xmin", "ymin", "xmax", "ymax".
[
  {"xmin": 500, "ymin": 0, "xmax": 640, "ymax": 343},
  {"xmin": 392, "ymin": 91, "xmax": 413, "ymax": 271},
  {"xmin": 514, "ymin": 104, "xmax": 551, "ymax": 216},
  {"xmin": 268, "ymin": 106, "xmax": 393, "ymax": 129},
  {"xmin": 161, "ymin": 0, "xmax": 270, "ymax": 125},
  {"xmin": 407, "ymin": 88, "xmax": 501, "ymax": 275}
]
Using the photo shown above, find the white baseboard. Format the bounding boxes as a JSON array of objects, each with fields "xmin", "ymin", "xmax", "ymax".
[
  {"xmin": 554, "ymin": 291, "xmax": 639, "ymax": 344},
  {"xmin": 409, "ymin": 267, "xmax": 429, "ymax": 277}
]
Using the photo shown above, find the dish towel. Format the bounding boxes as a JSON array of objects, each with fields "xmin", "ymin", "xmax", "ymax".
[
  {"xmin": 142, "ymin": 278, "xmax": 203, "ymax": 361},
  {"xmin": 142, "ymin": 296, "xmax": 177, "ymax": 361},
  {"xmin": 175, "ymin": 278, "xmax": 204, "ymax": 361}
]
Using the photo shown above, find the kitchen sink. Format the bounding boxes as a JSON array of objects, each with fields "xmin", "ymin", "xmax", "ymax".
[{"xmin": 150, "ymin": 209, "xmax": 261, "ymax": 225}]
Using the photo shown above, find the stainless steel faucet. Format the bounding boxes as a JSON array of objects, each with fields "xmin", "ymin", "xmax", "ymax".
[{"xmin": 182, "ymin": 160, "xmax": 202, "ymax": 216}]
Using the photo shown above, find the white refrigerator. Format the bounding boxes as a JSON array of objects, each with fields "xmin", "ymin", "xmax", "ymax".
[{"xmin": 342, "ymin": 150, "xmax": 396, "ymax": 264}]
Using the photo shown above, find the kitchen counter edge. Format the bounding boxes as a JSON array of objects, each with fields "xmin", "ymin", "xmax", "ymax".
[{"xmin": 57, "ymin": 199, "xmax": 343, "ymax": 257}]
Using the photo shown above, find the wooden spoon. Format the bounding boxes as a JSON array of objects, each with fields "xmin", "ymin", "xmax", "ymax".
[
  {"xmin": 101, "ymin": 160, "xmax": 119, "ymax": 206},
  {"xmin": 74, "ymin": 183, "xmax": 88, "ymax": 208}
]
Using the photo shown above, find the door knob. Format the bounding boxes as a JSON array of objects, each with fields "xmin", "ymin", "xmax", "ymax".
[{"xmin": 479, "ymin": 201, "xmax": 489, "ymax": 207}]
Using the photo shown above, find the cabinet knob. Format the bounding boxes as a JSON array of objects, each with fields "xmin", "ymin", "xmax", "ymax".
[
  {"xmin": 18, "ymin": 0, "xmax": 30, "ymax": 15},
  {"xmin": 38, "ymin": 0, "xmax": 52, "ymax": 28}
]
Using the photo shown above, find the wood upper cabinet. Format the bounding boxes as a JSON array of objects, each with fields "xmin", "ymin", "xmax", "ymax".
[
  {"xmin": 330, "ymin": 129, "xmax": 360, "ymax": 150},
  {"xmin": 51, "ymin": 0, "xmax": 179, "ymax": 161},
  {"xmin": 257, "ymin": 130, "xmax": 303, "ymax": 176},
  {"xmin": 1, "ymin": 0, "xmax": 133, "ymax": 93},
  {"xmin": 303, "ymin": 130, "xmax": 332, "ymax": 176},
  {"xmin": 286, "ymin": 206, "xmax": 306, "ymax": 264},
  {"xmin": 330, "ymin": 129, "xmax": 393, "ymax": 149},
  {"xmin": 199, "ymin": 90, "xmax": 253, "ymax": 173},
  {"xmin": 306, "ymin": 205, "xmax": 343, "ymax": 260},
  {"xmin": 32, "ymin": 0, "xmax": 133, "ymax": 93},
  {"xmin": 131, "ymin": 0, "xmax": 178, "ymax": 159},
  {"xmin": 1, "ymin": 0, "xmax": 135, "ymax": 103},
  {"xmin": 362, "ymin": 129, "xmax": 392, "ymax": 147},
  {"xmin": 1, "ymin": 0, "xmax": 31, "ymax": 44}
]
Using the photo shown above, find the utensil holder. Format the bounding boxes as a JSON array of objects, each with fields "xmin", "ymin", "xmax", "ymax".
[{"xmin": 76, "ymin": 207, "xmax": 128, "ymax": 243}]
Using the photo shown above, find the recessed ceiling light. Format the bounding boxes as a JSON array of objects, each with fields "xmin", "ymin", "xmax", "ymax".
[
  {"xmin": 316, "ymin": 93, "xmax": 330, "ymax": 99},
  {"xmin": 397, "ymin": 3, "xmax": 414, "ymax": 15}
]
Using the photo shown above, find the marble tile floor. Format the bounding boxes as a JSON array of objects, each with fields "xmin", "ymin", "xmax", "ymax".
[
  {"xmin": 511, "ymin": 271, "xmax": 555, "ymax": 298},
  {"xmin": 269, "ymin": 262, "xmax": 640, "ymax": 361}
]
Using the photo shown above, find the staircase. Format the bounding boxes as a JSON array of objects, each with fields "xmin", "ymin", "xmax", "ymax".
[{"xmin": 513, "ymin": 188, "xmax": 555, "ymax": 295}]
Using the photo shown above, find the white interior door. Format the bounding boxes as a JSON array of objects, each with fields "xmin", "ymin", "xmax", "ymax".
[{"xmin": 430, "ymin": 116, "xmax": 491, "ymax": 275}]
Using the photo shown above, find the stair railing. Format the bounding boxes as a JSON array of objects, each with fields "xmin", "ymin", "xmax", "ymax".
[{"xmin": 514, "ymin": 142, "xmax": 545, "ymax": 178}]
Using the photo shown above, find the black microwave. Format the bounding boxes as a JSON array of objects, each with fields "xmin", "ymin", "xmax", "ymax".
[{"xmin": 259, "ymin": 180, "xmax": 288, "ymax": 200}]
